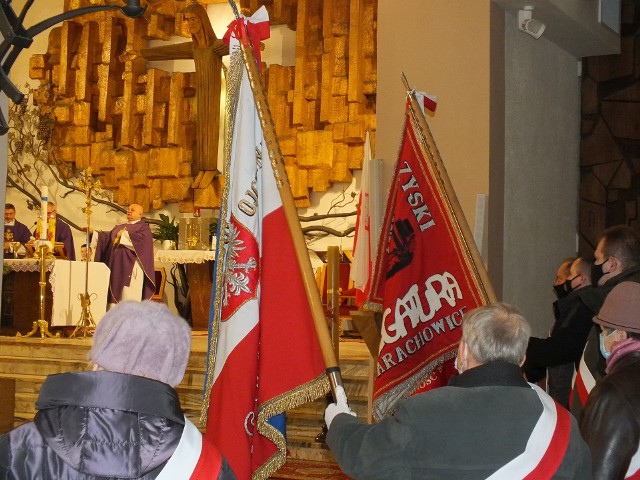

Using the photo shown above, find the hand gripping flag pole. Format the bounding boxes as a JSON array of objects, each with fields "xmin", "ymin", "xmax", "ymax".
[{"xmin": 226, "ymin": 2, "xmax": 345, "ymax": 398}]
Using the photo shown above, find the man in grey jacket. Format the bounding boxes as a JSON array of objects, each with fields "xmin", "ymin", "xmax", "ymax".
[
  {"xmin": 0, "ymin": 300, "xmax": 235, "ymax": 479},
  {"xmin": 325, "ymin": 303, "xmax": 591, "ymax": 480}
]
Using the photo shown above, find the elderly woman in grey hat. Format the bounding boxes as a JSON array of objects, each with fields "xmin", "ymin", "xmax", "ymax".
[
  {"xmin": 580, "ymin": 281, "xmax": 640, "ymax": 480},
  {"xmin": 0, "ymin": 300, "xmax": 236, "ymax": 479}
]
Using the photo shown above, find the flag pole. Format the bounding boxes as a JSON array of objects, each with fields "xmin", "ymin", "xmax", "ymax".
[
  {"xmin": 401, "ymin": 72, "xmax": 497, "ymax": 303},
  {"xmin": 229, "ymin": 2, "xmax": 344, "ymax": 395}
]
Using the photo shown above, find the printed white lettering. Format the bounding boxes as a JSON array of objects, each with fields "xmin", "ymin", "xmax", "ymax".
[
  {"xmin": 376, "ymin": 306, "xmax": 467, "ymax": 376},
  {"xmin": 396, "ymin": 346, "xmax": 409, "ymax": 363},
  {"xmin": 381, "ymin": 272, "xmax": 463, "ymax": 345},
  {"xmin": 398, "ymin": 161, "xmax": 436, "ymax": 231}
]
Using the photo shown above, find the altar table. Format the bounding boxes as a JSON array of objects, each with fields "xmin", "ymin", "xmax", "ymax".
[{"xmin": 155, "ymin": 249, "xmax": 215, "ymax": 330}]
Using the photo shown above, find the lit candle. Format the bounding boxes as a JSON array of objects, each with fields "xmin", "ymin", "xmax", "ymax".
[{"xmin": 40, "ymin": 185, "xmax": 48, "ymax": 241}]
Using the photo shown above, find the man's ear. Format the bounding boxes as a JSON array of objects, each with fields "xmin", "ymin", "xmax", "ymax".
[
  {"xmin": 610, "ymin": 255, "xmax": 623, "ymax": 274},
  {"xmin": 519, "ymin": 355, "xmax": 526, "ymax": 368},
  {"xmin": 458, "ymin": 340, "xmax": 467, "ymax": 357}
]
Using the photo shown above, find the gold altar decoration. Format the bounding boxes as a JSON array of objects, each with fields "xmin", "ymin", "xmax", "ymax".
[
  {"xmin": 16, "ymin": 242, "xmax": 60, "ymax": 338},
  {"xmin": 70, "ymin": 167, "xmax": 101, "ymax": 338},
  {"xmin": 27, "ymin": 0, "xmax": 377, "ymax": 209}
]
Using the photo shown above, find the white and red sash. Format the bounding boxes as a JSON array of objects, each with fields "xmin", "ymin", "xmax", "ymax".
[
  {"xmin": 486, "ymin": 384, "xmax": 571, "ymax": 480},
  {"xmin": 625, "ymin": 447, "xmax": 640, "ymax": 479},
  {"xmin": 571, "ymin": 353, "xmax": 596, "ymax": 408},
  {"xmin": 156, "ymin": 417, "xmax": 222, "ymax": 480}
]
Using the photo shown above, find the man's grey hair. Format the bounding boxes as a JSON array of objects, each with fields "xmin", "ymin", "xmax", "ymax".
[{"xmin": 461, "ymin": 303, "xmax": 531, "ymax": 365}]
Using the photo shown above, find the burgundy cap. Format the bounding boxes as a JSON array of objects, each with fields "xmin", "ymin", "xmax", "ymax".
[{"xmin": 594, "ymin": 282, "xmax": 640, "ymax": 333}]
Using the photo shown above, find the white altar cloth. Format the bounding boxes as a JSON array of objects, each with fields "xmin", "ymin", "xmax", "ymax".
[
  {"xmin": 154, "ymin": 249, "xmax": 215, "ymax": 264},
  {"xmin": 50, "ymin": 260, "xmax": 110, "ymax": 327},
  {"xmin": 3, "ymin": 258, "xmax": 55, "ymax": 272}
]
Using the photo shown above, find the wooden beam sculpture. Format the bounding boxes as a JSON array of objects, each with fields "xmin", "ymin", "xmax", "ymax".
[{"xmin": 27, "ymin": 0, "xmax": 377, "ymax": 210}]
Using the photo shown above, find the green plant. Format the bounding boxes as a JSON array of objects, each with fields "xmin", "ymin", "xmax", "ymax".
[
  {"xmin": 152, "ymin": 214, "xmax": 179, "ymax": 242},
  {"xmin": 209, "ymin": 218, "xmax": 219, "ymax": 237}
]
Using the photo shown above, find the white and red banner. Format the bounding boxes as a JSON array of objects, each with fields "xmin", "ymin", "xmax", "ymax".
[
  {"xmin": 351, "ymin": 131, "xmax": 377, "ymax": 307},
  {"xmin": 369, "ymin": 99, "xmax": 490, "ymax": 420},
  {"xmin": 203, "ymin": 8, "xmax": 328, "ymax": 480}
]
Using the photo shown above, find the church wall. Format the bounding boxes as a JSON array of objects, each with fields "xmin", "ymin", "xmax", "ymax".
[
  {"xmin": 501, "ymin": 10, "xmax": 580, "ymax": 337},
  {"xmin": 5, "ymin": 0, "xmax": 375, "ymax": 248},
  {"xmin": 377, "ymin": 1, "xmax": 492, "ymax": 238},
  {"xmin": 377, "ymin": 3, "xmax": 495, "ymax": 292},
  {"xmin": 378, "ymin": 1, "xmax": 581, "ymax": 337}
]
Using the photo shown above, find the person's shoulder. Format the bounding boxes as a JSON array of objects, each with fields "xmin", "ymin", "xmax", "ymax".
[
  {"xmin": 57, "ymin": 217, "xmax": 71, "ymax": 228},
  {"xmin": 576, "ymin": 285, "xmax": 607, "ymax": 313},
  {"xmin": 604, "ymin": 354, "xmax": 640, "ymax": 387},
  {"xmin": 575, "ymin": 285, "xmax": 601, "ymax": 302},
  {"xmin": 1, "ymin": 421, "xmax": 41, "ymax": 452},
  {"xmin": 587, "ymin": 365, "xmax": 633, "ymax": 405},
  {"xmin": 402, "ymin": 385, "xmax": 470, "ymax": 410}
]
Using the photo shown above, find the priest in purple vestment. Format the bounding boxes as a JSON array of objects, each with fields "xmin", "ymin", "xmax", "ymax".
[
  {"xmin": 93, "ymin": 204, "xmax": 156, "ymax": 304},
  {"xmin": 4, "ymin": 203, "xmax": 32, "ymax": 258},
  {"xmin": 32, "ymin": 202, "xmax": 76, "ymax": 260}
]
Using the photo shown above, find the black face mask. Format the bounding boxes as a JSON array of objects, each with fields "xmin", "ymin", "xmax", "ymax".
[
  {"xmin": 563, "ymin": 276, "xmax": 580, "ymax": 296},
  {"xmin": 591, "ymin": 260, "xmax": 607, "ymax": 287},
  {"xmin": 553, "ymin": 283, "xmax": 569, "ymax": 299}
]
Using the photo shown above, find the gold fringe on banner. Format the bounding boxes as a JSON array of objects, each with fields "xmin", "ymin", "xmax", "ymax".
[
  {"xmin": 200, "ymin": 48, "xmax": 244, "ymax": 427},
  {"xmin": 253, "ymin": 374, "xmax": 331, "ymax": 480}
]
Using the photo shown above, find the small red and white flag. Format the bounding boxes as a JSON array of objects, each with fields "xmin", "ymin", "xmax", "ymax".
[
  {"xmin": 414, "ymin": 91, "xmax": 438, "ymax": 114},
  {"xmin": 203, "ymin": 7, "xmax": 329, "ymax": 480}
]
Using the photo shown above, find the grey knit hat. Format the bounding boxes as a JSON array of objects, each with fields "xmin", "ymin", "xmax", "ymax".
[
  {"xmin": 594, "ymin": 281, "xmax": 640, "ymax": 334},
  {"xmin": 89, "ymin": 300, "xmax": 191, "ymax": 387}
]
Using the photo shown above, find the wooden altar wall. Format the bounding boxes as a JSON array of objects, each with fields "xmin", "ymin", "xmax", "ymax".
[{"xmin": 26, "ymin": 0, "xmax": 377, "ymax": 212}]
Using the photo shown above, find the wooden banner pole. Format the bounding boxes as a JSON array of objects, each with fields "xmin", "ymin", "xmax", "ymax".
[{"xmin": 230, "ymin": 3, "xmax": 343, "ymax": 394}]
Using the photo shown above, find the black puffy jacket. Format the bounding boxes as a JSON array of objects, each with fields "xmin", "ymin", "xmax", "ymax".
[{"xmin": 0, "ymin": 371, "xmax": 235, "ymax": 480}]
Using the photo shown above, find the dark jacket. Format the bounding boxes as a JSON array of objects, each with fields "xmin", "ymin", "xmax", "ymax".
[
  {"xmin": 524, "ymin": 286, "xmax": 599, "ymax": 408},
  {"xmin": 327, "ymin": 361, "xmax": 591, "ymax": 480},
  {"xmin": 0, "ymin": 371, "xmax": 235, "ymax": 480},
  {"xmin": 525, "ymin": 286, "xmax": 600, "ymax": 378},
  {"xmin": 570, "ymin": 266, "xmax": 640, "ymax": 417},
  {"xmin": 580, "ymin": 351, "xmax": 640, "ymax": 480}
]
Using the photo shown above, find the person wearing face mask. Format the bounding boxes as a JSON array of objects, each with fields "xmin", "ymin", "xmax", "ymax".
[
  {"xmin": 324, "ymin": 303, "xmax": 591, "ymax": 480},
  {"xmin": 523, "ymin": 257, "xmax": 595, "ymax": 407},
  {"xmin": 579, "ymin": 281, "xmax": 640, "ymax": 480},
  {"xmin": 570, "ymin": 225, "xmax": 640, "ymax": 418},
  {"xmin": 553, "ymin": 257, "xmax": 577, "ymax": 300}
]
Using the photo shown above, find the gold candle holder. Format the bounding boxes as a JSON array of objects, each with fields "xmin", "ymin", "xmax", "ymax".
[{"xmin": 16, "ymin": 242, "xmax": 59, "ymax": 338}]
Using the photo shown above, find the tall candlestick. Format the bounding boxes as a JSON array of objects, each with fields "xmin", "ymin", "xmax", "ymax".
[{"xmin": 40, "ymin": 185, "xmax": 48, "ymax": 241}]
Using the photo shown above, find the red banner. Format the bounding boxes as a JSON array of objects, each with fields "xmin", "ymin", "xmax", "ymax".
[{"xmin": 370, "ymin": 102, "xmax": 490, "ymax": 419}]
